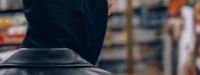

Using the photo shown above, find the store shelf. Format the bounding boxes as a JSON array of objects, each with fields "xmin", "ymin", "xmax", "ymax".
[
  {"xmin": 0, "ymin": 9, "xmax": 23, "ymax": 14},
  {"xmin": 110, "ymin": 12, "xmax": 125, "ymax": 18},
  {"xmin": 0, "ymin": 42, "xmax": 21, "ymax": 47},
  {"xmin": 103, "ymin": 43, "xmax": 125, "ymax": 48},
  {"xmin": 100, "ymin": 58, "xmax": 126, "ymax": 62},
  {"xmin": 99, "ymin": 50, "xmax": 160, "ymax": 62},
  {"xmin": 138, "ymin": 25, "xmax": 163, "ymax": 29},
  {"xmin": 111, "ymin": 6, "xmax": 166, "ymax": 17},
  {"xmin": 105, "ymin": 39, "xmax": 161, "ymax": 45},
  {"xmin": 148, "ymin": 5, "xmax": 167, "ymax": 11},
  {"xmin": 111, "ymin": 27, "xmax": 124, "ymax": 31},
  {"xmin": 136, "ymin": 39, "xmax": 162, "ymax": 45},
  {"xmin": 110, "ymin": 25, "xmax": 163, "ymax": 32}
]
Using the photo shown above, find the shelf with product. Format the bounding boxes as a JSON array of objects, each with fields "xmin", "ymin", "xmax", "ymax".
[
  {"xmin": 101, "ymin": 44, "xmax": 162, "ymax": 61},
  {"xmin": 104, "ymin": 26, "xmax": 163, "ymax": 47},
  {"xmin": 0, "ymin": 0, "xmax": 23, "ymax": 11},
  {"xmin": 102, "ymin": 21, "xmax": 163, "ymax": 73},
  {"xmin": 100, "ymin": 43, "xmax": 163, "ymax": 74},
  {"xmin": 100, "ymin": 0, "xmax": 167, "ymax": 74},
  {"xmin": 109, "ymin": 7, "xmax": 167, "ymax": 31},
  {"xmin": 0, "ymin": 9, "xmax": 23, "ymax": 14},
  {"xmin": 0, "ymin": 13, "xmax": 27, "ymax": 49},
  {"xmin": 0, "ymin": 0, "xmax": 26, "ymax": 50}
]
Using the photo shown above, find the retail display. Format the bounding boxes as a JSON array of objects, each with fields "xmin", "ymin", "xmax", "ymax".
[
  {"xmin": 168, "ymin": 0, "xmax": 186, "ymax": 15},
  {"xmin": 0, "ymin": 13, "xmax": 26, "ymax": 44},
  {"xmin": 111, "ymin": 0, "xmax": 126, "ymax": 13},
  {"xmin": 0, "ymin": 0, "xmax": 25, "ymax": 50},
  {"xmin": 100, "ymin": 0, "xmax": 166, "ymax": 74}
]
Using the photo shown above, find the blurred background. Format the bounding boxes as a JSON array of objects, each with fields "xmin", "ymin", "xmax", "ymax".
[{"xmin": 0, "ymin": 0, "xmax": 199, "ymax": 75}]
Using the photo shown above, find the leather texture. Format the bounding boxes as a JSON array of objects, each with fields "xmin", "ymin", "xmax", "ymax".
[{"xmin": 0, "ymin": 48, "xmax": 112, "ymax": 75}]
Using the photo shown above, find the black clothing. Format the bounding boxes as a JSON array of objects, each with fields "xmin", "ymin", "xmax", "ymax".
[
  {"xmin": 0, "ymin": 48, "xmax": 112, "ymax": 75},
  {"xmin": 22, "ymin": 0, "xmax": 108, "ymax": 64}
]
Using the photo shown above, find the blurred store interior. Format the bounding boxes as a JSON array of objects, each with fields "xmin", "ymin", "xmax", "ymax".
[{"xmin": 0, "ymin": 0, "xmax": 200, "ymax": 75}]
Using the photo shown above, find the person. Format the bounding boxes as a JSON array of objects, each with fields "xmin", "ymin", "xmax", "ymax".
[
  {"xmin": 163, "ymin": 0, "xmax": 184, "ymax": 75},
  {"xmin": 0, "ymin": 0, "xmax": 113, "ymax": 75},
  {"xmin": 177, "ymin": 5, "xmax": 195, "ymax": 75}
]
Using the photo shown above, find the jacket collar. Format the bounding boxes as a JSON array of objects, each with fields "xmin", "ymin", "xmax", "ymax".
[{"xmin": 1, "ymin": 48, "xmax": 93, "ymax": 67}]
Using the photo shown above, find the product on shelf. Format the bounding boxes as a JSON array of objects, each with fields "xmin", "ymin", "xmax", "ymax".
[
  {"xmin": 195, "ymin": 1, "xmax": 200, "ymax": 24},
  {"xmin": 112, "ymin": 31, "xmax": 126, "ymax": 44},
  {"xmin": 0, "ymin": 0, "xmax": 22, "ymax": 10},
  {"xmin": 164, "ymin": 0, "xmax": 170, "ymax": 6},
  {"xmin": 132, "ymin": 0, "xmax": 140, "ymax": 8},
  {"xmin": 168, "ymin": 0, "xmax": 187, "ymax": 15},
  {"xmin": 112, "ymin": 0, "xmax": 126, "ymax": 13},
  {"xmin": 142, "ymin": 0, "xmax": 162, "ymax": 7},
  {"xmin": 0, "ymin": 0, "xmax": 8, "ymax": 10},
  {"xmin": 0, "ymin": 13, "xmax": 26, "ymax": 44},
  {"xmin": 110, "ymin": 15, "xmax": 126, "ymax": 28},
  {"xmin": 102, "ymin": 0, "xmax": 167, "ymax": 74},
  {"xmin": 11, "ymin": 13, "xmax": 27, "ymax": 26},
  {"xmin": 8, "ymin": 0, "xmax": 23, "ymax": 10},
  {"xmin": 134, "ymin": 28, "xmax": 159, "ymax": 42}
]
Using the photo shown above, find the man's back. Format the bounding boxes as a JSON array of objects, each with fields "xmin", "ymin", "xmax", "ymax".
[{"xmin": 2, "ymin": 0, "xmax": 112, "ymax": 74}]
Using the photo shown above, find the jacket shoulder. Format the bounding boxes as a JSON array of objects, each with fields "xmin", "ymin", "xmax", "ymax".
[{"xmin": 0, "ymin": 67, "xmax": 113, "ymax": 75}]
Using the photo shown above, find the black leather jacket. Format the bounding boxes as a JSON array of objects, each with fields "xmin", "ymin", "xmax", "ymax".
[{"xmin": 0, "ymin": 48, "xmax": 112, "ymax": 75}]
